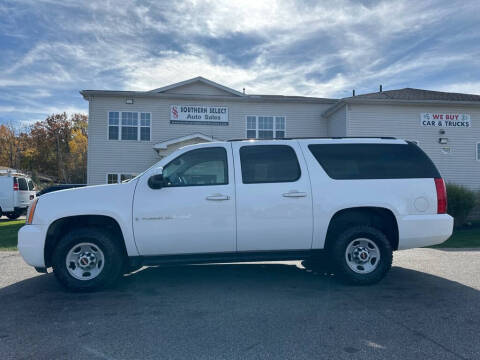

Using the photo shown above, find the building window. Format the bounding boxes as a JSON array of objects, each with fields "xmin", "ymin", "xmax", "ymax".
[
  {"xmin": 107, "ymin": 173, "xmax": 137, "ymax": 184},
  {"xmin": 108, "ymin": 112, "xmax": 119, "ymax": 140},
  {"xmin": 477, "ymin": 143, "xmax": 480, "ymax": 161},
  {"xmin": 121, "ymin": 112, "xmax": 138, "ymax": 140},
  {"xmin": 108, "ymin": 111, "xmax": 151, "ymax": 141},
  {"xmin": 140, "ymin": 113, "xmax": 151, "ymax": 141},
  {"xmin": 107, "ymin": 173, "xmax": 118, "ymax": 184},
  {"xmin": 246, "ymin": 116, "xmax": 286, "ymax": 139}
]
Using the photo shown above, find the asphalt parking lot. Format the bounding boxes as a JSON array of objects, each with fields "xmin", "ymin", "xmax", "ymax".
[{"xmin": 1, "ymin": 249, "xmax": 479, "ymax": 360}]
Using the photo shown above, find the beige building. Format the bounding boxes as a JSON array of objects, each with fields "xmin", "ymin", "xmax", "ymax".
[{"xmin": 81, "ymin": 77, "xmax": 480, "ymax": 189}]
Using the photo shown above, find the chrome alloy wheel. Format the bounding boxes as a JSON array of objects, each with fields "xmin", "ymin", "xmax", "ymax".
[
  {"xmin": 66, "ymin": 242, "xmax": 105, "ymax": 280},
  {"xmin": 345, "ymin": 238, "xmax": 380, "ymax": 274}
]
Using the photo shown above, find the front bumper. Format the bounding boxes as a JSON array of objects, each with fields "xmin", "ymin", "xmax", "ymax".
[
  {"xmin": 18, "ymin": 225, "xmax": 47, "ymax": 268},
  {"xmin": 398, "ymin": 214, "xmax": 454, "ymax": 250}
]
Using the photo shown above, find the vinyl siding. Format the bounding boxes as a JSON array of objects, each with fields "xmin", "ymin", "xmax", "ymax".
[
  {"xmin": 347, "ymin": 103, "xmax": 480, "ymax": 190},
  {"xmin": 87, "ymin": 96, "xmax": 331, "ymax": 184},
  {"xmin": 327, "ymin": 104, "xmax": 347, "ymax": 137}
]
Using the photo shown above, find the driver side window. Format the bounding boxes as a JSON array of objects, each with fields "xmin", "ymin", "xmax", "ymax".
[{"xmin": 162, "ymin": 147, "xmax": 228, "ymax": 187}]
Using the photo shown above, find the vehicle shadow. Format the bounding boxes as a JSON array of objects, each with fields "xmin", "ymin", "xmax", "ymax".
[{"xmin": 1, "ymin": 263, "xmax": 479, "ymax": 359}]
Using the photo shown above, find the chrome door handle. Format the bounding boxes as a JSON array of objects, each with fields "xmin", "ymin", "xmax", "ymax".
[
  {"xmin": 206, "ymin": 194, "xmax": 230, "ymax": 201},
  {"xmin": 282, "ymin": 191, "xmax": 307, "ymax": 198}
]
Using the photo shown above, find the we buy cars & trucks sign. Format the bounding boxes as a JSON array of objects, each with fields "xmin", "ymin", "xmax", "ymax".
[{"xmin": 420, "ymin": 113, "xmax": 471, "ymax": 128}]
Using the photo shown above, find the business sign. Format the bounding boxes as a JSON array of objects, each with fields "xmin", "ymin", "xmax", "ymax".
[
  {"xmin": 420, "ymin": 113, "xmax": 471, "ymax": 128},
  {"xmin": 170, "ymin": 105, "xmax": 228, "ymax": 125}
]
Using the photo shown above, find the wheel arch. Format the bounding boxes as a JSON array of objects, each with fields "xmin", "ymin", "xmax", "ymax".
[
  {"xmin": 44, "ymin": 215, "xmax": 128, "ymax": 268},
  {"xmin": 325, "ymin": 207, "xmax": 399, "ymax": 251}
]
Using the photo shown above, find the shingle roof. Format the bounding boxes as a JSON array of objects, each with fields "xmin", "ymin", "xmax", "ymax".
[{"xmin": 348, "ymin": 88, "xmax": 480, "ymax": 102}]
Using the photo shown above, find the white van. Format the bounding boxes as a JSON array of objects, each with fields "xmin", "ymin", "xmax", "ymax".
[{"xmin": 0, "ymin": 173, "xmax": 36, "ymax": 219}]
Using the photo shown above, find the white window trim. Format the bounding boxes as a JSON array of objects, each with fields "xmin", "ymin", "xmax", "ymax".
[
  {"xmin": 245, "ymin": 115, "xmax": 287, "ymax": 139},
  {"xmin": 107, "ymin": 111, "xmax": 152, "ymax": 141},
  {"xmin": 106, "ymin": 173, "xmax": 138, "ymax": 184},
  {"xmin": 476, "ymin": 142, "xmax": 480, "ymax": 161}
]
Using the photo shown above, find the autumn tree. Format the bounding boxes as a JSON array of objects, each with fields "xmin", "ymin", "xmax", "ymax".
[
  {"xmin": 1, "ymin": 113, "xmax": 88, "ymax": 184},
  {"xmin": 0, "ymin": 123, "xmax": 22, "ymax": 169}
]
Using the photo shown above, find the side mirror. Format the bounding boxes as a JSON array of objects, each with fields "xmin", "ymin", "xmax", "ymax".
[{"xmin": 148, "ymin": 167, "xmax": 165, "ymax": 190}]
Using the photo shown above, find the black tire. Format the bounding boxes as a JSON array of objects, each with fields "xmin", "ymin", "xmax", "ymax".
[
  {"xmin": 6, "ymin": 212, "xmax": 20, "ymax": 220},
  {"xmin": 52, "ymin": 227, "xmax": 125, "ymax": 292},
  {"xmin": 328, "ymin": 225, "xmax": 392, "ymax": 285}
]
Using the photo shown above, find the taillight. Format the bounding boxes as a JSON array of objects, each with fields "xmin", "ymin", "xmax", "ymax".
[
  {"xmin": 13, "ymin": 180, "xmax": 19, "ymax": 191},
  {"xmin": 434, "ymin": 178, "xmax": 447, "ymax": 214}
]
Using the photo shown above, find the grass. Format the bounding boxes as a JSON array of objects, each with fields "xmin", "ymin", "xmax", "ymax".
[
  {"xmin": 0, "ymin": 219, "xmax": 480, "ymax": 251},
  {"xmin": 0, "ymin": 220, "xmax": 25, "ymax": 250},
  {"xmin": 431, "ymin": 222, "xmax": 480, "ymax": 248}
]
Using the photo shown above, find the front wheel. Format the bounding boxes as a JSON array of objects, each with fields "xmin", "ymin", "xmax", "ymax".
[
  {"xmin": 329, "ymin": 225, "xmax": 393, "ymax": 285},
  {"xmin": 52, "ymin": 228, "xmax": 125, "ymax": 291}
]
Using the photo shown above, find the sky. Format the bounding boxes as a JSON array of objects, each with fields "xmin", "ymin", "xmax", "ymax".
[{"xmin": 1, "ymin": 0, "xmax": 480, "ymax": 127}]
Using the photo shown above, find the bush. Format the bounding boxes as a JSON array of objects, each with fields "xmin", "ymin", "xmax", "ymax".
[{"xmin": 446, "ymin": 183, "xmax": 477, "ymax": 227}]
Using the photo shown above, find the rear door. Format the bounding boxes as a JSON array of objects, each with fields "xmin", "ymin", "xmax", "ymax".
[
  {"xmin": 232, "ymin": 141, "xmax": 313, "ymax": 251},
  {"xmin": 16, "ymin": 177, "xmax": 32, "ymax": 208}
]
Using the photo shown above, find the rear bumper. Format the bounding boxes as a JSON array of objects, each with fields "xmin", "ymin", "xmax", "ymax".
[
  {"xmin": 398, "ymin": 214, "xmax": 454, "ymax": 250},
  {"xmin": 18, "ymin": 225, "xmax": 47, "ymax": 268}
]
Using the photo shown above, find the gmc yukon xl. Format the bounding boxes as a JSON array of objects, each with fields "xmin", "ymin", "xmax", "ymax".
[{"xmin": 18, "ymin": 138, "xmax": 453, "ymax": 291}]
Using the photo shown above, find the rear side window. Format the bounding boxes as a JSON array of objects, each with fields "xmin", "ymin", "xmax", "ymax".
[
  {"xmin": 28, "ymin": 180, "xmax": 34, "ymax": 191},
  {"xmin": 240, "ymin": 145, "xmax": 301, "ymax": 184},
  {"xmin": 308, "ymin": 143, "xmax": 440, "ymax": 180},
  {"xmin": 18, "ymin": 177, "xmax": 28, "ymax": 190}
]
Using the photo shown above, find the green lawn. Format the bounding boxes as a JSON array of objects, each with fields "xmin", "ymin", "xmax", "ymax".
[
  {"xmin": 0, "ymin": 220, "xmax": 25, "ymax": 250},
  {"xmin": 431, "ymin": 223, "xmax": 480, "ymax": 248},
  {"xmin": 0, "ymin": 219, "xmax": 480, "ymax": 251}
]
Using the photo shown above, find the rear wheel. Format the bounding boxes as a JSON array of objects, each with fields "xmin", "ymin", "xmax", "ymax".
[
  {"xmin": 329, "ymin": 225, "xmax": 392, "ymax": 285},
  {"xmin": 6, "ymin": 212, "xmax": 20, "ymax": 220},
  {"xmin": 52, "ymin": 227, "xmax": 125, "ymax": 291}
]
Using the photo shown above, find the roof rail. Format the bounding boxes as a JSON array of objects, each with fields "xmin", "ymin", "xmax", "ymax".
[{"xmin": 227, "ymin": 136, "xmax": 397, "ymax": 142}]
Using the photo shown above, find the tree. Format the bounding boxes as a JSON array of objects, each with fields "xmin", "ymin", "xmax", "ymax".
[
  {"xmin": 0, "ymin": 123, "xmax": 21, "ymax": 169},
  {"xmin": 1, "ymin": 113, "xmax": 88, "ymax": 184}
]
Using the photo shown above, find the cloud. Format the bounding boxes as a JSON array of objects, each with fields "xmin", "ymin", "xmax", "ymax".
[{"xmin": 1, "ymin": 0, "xmax": 480, "ymax": 125}]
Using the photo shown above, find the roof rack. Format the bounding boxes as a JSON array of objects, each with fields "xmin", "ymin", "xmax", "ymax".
[{"xmin": 227, "ymin": 136, "xmax": 397, "ymax": 142}]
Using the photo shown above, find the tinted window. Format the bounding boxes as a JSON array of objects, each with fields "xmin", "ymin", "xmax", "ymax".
[
  {"xmin": 28, "ymin": 180, "xmax": 34, "ymax": 191},
  {"xmin": 240, "ymin": 145, "xmax": 301, "ymax": 184},
  {"xmin": 308, "ymin": 143, "xmax": 441, "ymax": 180},
  {"xmin": 163, "ymin": 147, "xmax": 228, "ymax": 186},
  {"xmin": 18, "ymin": 177, "xmax": 28, "ymax": 190}
]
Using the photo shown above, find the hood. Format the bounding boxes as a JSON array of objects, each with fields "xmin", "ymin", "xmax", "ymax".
[{"xmin": 33, "ymin": 180, "xmax": 138, "ymax": 225}]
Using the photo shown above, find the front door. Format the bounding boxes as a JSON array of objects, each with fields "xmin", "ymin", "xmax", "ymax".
[
  {"xmin": 231, "ymin": 141, "xmax": 313, "ymax": 251},
  {"xmin": 133, "ymin": 144, "xmax": 236, "ymax": 255}
]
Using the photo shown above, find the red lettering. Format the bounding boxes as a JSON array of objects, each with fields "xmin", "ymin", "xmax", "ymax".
[{"xmin": 433, "ymin": 114, "xmax": 440, "ymax": 119}]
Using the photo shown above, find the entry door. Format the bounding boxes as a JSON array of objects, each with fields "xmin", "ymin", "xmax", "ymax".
[
  {"xmin": 232, "ymin": 141, "xmax": 313, "ymax": 251},
  {"xmin": 133, "ymin": 144, "xmax": 236, "ymax": 255}
]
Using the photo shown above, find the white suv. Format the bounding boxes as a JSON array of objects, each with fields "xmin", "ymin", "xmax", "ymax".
[{"xmin": 18, "ymin": 138, "xmax": 453, "ymax": 291}]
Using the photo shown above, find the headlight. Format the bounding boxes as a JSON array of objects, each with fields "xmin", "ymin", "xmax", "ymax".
[{"xmin": 26, "ymin": 198, "xmax": 38, "ymax": 225}]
